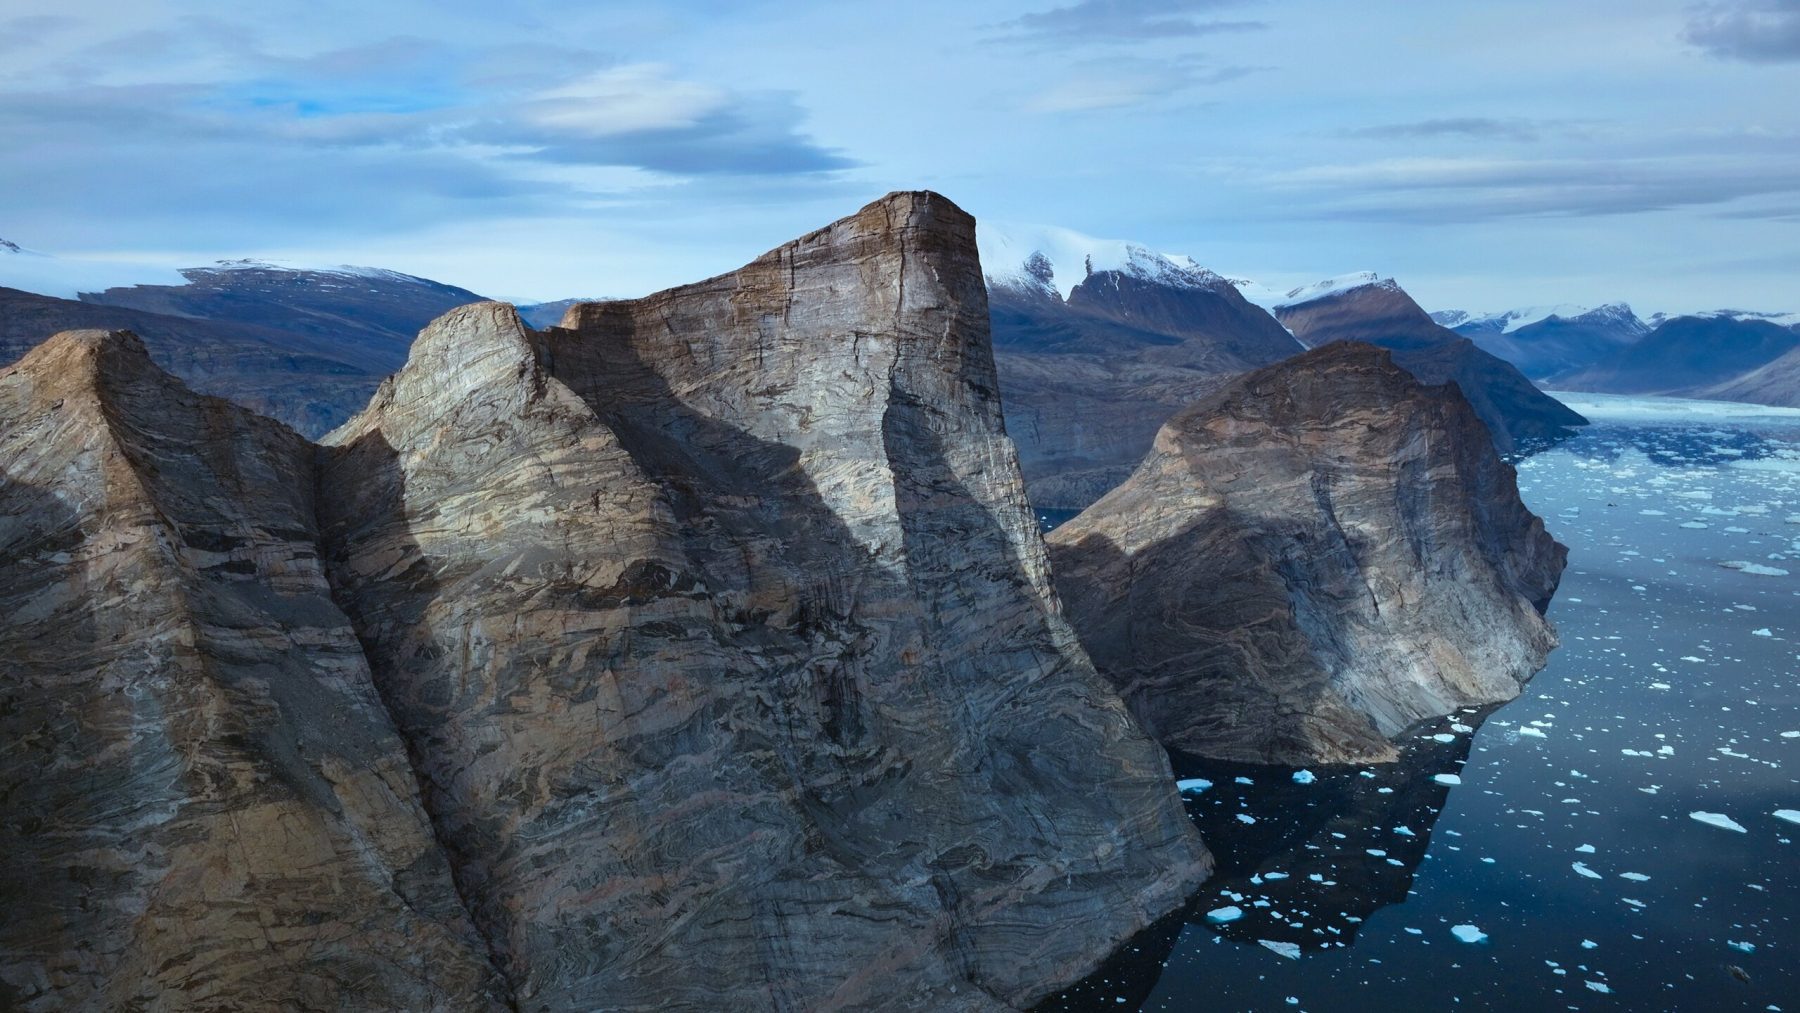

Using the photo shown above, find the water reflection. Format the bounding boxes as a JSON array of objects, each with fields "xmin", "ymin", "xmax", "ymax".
[{"xmin": 1037, "ymin": 708, "xmax": 1493, "ymax": 1011}]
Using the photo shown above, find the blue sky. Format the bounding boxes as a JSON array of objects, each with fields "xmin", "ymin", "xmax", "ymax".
[{"xmin": 2, "ymin": 0, "xmax": 1798, "ymax": 313}]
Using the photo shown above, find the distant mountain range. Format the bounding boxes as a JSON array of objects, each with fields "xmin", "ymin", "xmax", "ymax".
[
  {"xmin": 5, "ymin": 228, "xmax": 1797, "ymax": 503},
  {"xmin": 1430, "ymin": 299, "xmax": 1800, "ymax": 406}
]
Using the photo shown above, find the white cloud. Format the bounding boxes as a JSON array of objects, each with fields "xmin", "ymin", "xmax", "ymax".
[{"xmin": 522, "ymin": 64, "xmax": 730, "ymax": 137}]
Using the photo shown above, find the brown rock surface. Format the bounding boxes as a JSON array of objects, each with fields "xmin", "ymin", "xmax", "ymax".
[
  {"xmin": 316, "ymin": 192, "xmax": 1209, "ymax": 1010},
  {"xmin": 0, "ymin": 330, "xmax": 505, "ymax": 1010},
  {"xmin": 1271, "ymin": 280, "xmax": 1587, "ymax": 454},
  {"xmin": 1048, "ymin": 342, "xmax": 1565, "ymax": 765}
]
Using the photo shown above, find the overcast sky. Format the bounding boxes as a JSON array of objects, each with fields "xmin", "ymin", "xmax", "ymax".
[{"xmin": 2, "ymin": 0, "xmax": 1797, "ymax": 313}]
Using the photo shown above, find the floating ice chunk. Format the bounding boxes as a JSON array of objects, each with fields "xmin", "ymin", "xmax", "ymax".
[
  {"xmin": 1572, "ymin": 862, "xmax": 1602, "ymax": 879},
  {"xmin": 1432, "ymin": 733, "xmax": 1456, "ymax": 743},
  {"xmin": 1620, "ymin": 872, "xmax": 1650, "ymax": 882},
  {"xmin": 1721, "ymin": 561, "xmax": 1791, "ymax": 576},
  {"xmin": 1258, "ymin": 939, "xmax": 1301, "ymax": 960},
  {"xmin": 1580, "ymin": 939, "xmax": 1598, "ymax": 949},
  {"xmin": 1518, "ymin": 726, "xmax": 1548, "ymax": 739},
  {"xmin": 1585, "ymin": 981, "xmax": 1612, "ymax": 994},
  {"xmin": 1452, "ymin": 723, "xmax": 1473, "ymax": 733},
  {"xmin": 1206, "ymin": 905, "xmax": 1244, "ymax": 924},
  {"xmin": 1681, "ymin": 521, "xmax": 1709, "ymax": 529},
  {"xmin": 1753, "ymin": 628, "xmax": 1773, "ymax": 637},
  {"xmin": 1782, "ymin": 731, "xmax": 1799, "ymax": 738},
  {"xmin": 1650, "ymin": 682, "xmax": 1672, "ymax": 690},
  {"xmin": 1728, "ymin": 940, "xmax": 1756, "ymax": 953},
  {"xmin": 1690, "ymin": 811, "xmax": 1748, "ymax": 833},
  {"xmin": 1264, "ymin": 871, "xmax": 1288, "ymax": 880},
  {"xmin": 1236, "ymin": 814, "xmax": 1257, "ymax": 825},
  {"xmin": 1394, "ymin": 826, "xmax": 1415, "ymax": 837},
  {"xmin": 1450, "ymin": 925, "xmax": 1487, "ymax": 944},
  {"xmin": 1177, "ymin": 778, "xmax": 1214, "ymax": 794},
  {"xmin": 1292, "ymin": 769, "xmax": 1316, "ymax": 784},
  {"xmin": 1773, "ymin": 810, "xmax": 1800, "ymax": 826},
  {"xmin": 1640, "ymin": 509, "xmax": 1667, "ymax": 516},
  {"xmin": 1235, "ymin": 776, "xmax": 1255, "ymax": 785},
  {"xmin": 1576, "ymin": 844, "xmax": 1596, "ymax": 853},
  {"xmin": 1434, "ymin": 773, "xmax": 1462, "ymax": 786}
]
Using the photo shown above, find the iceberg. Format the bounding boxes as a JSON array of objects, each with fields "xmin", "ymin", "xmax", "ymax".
[{"xmin": 1689, "ymin": 811, "xmax": 1748, "ymax": 833}]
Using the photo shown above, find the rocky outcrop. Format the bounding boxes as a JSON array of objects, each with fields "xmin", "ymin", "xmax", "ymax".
[
  {"xmin": 0, "ymin": 330, "xmax": 505, "ymax": 1010},
  {"xmin": 316, "ymin": 192, "xmax": 1208, "ymax": 1010},
  {"xmin": 1047, "ymin": 342, "xmax": 1565, "ymax": 764},
  {"xmin": 1268, "ymin": 278, "xmax": 1588, "ymax": 454}
]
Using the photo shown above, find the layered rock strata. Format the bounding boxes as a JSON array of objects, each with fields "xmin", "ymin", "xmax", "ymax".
[
  {"xmin": 0, "ymin": 331, "xmax": 505, "ymax": 1010},
  {"xmin": 1048, "ymin": 342, "xmax": 1565, "ymax": 764},
  {"xmin": 312, "ymin": 191, "xmax": 1209, "ymax": 1010}
]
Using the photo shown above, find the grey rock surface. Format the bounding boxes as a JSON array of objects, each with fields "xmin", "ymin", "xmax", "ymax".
[
  {"xmin": 1048, "ymin": 342, "xmax": 1566, "ymax": 765},
  {"xmin": 0, "ymin": 330, "xmax": 505, "ymax": 1010},
  {"xmin": 316, "ymin": 191, "xmax": 1209, "ymax": 1010}
]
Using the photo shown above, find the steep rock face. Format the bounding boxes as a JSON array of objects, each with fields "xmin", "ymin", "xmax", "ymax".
[
  {"xmin": 317, "ymin": 192, "xmax": 1209, "ymax": 1010},
  {"xmin": 1047, "ymin": 342, "xmax": 1565, "ymax": 764},
  {"xmin": 0, "ymin": 331, "xmax": 504, "ymax": 1010},
  {"xmin": 1271, "ymin": 282, "xmax": 1587, "ymax": 454}
]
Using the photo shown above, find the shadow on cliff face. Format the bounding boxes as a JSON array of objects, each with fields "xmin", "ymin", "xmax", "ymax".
[
  {"xmin": 1048, "ymin": 505, "xmax": 1397, "ymax": 765},
  {"xmin": 1035, "ymin": 707, "xmax": 1493, "ymax": 1012},
  {"xmin": 0, "ymin": 474, "xmax": 112, "ymax": 1008}
]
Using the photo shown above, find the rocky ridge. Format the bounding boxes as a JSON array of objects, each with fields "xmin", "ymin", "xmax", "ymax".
[
  {"xmin": 1047, "ymin": 342, "xmax": 1565, "ymax": 764},
  {"xmin": 1, "ymin": 193, "xmax": 1210, "ymax": 1011},
  {"xmin": 0, "ymin": 330, "xmax": 505, "ymax": 1010}
]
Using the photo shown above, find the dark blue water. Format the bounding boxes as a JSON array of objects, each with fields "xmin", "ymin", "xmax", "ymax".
[{"xmin": 1042, "ymin": 395, "xmax": 1800, "ymax": 1011}]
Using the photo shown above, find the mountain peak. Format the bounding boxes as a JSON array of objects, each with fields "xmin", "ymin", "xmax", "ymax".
[
  {"xmin": 1232, "ymin": 271, "xmax": 1401, "ymax": 310},
  {"xmin": 977, "ymin": 222, "xmax": 1225, "ymax": 301}
]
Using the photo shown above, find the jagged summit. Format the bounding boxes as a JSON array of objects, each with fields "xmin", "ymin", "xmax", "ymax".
[{"xmin": 978, "ymin": 221, "xmax": 1229, "ymax": 301}]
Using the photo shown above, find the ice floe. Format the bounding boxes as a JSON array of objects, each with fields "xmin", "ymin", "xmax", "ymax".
[{"xmin": 1690, "ymin": 811, "xmax": 1748, "ymax": 833}]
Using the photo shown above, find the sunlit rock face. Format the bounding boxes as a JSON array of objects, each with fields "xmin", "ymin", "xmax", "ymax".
[
  {"xmin": 317, "ymin": 192, "xmax": 1209, "ymax": 1011},
  {"xmin": 1048, "ymin": 342, "xmax": 1565, "ymax": 765},
  {"xmin": 0, "ymin": 330, "xmax": 505, "ymax": 1011}
]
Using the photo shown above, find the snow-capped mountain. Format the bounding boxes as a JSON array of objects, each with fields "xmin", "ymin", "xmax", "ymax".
[
  {"xmin": 1431, "ymin": 304, "xmax": 1607, "ymax": 335},
  {"xmin": 1694, "ymin": 308, "xmax": 1800, "ymax": 329},
  {"xmin": 1429, "ymin": 303, "xmax": 1649, "ymax": 380},
  {"xmin": 976, "ymin": 223, "xmax": 1231, "ymax": 300},
  {"xmin": 1230, "ymin": 271, "xmax": 1404, "ymax": 311}
]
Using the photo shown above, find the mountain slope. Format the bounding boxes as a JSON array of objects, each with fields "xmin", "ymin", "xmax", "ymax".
[
  {"xmin": 1, "ymin": 285, "xmax": 387, "ymax": 435},
  {"xmin": 980, "ymin": 224, "xmax": 1306, "ymax": 510},
  {"xmin": 1246, "ymin": 274, "xmax": 1588, "ymax": 453},
  {"xmin": 1552, "ymin": 314, "xmax": 1800, "ymax": 399},
  {"xmin": 82, "ymin": 261, "xmax": 485, "ymax": 365},
  {"xmin": 1439, "ymin": 304, "xmax": 1648, "ymax": 379}
]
